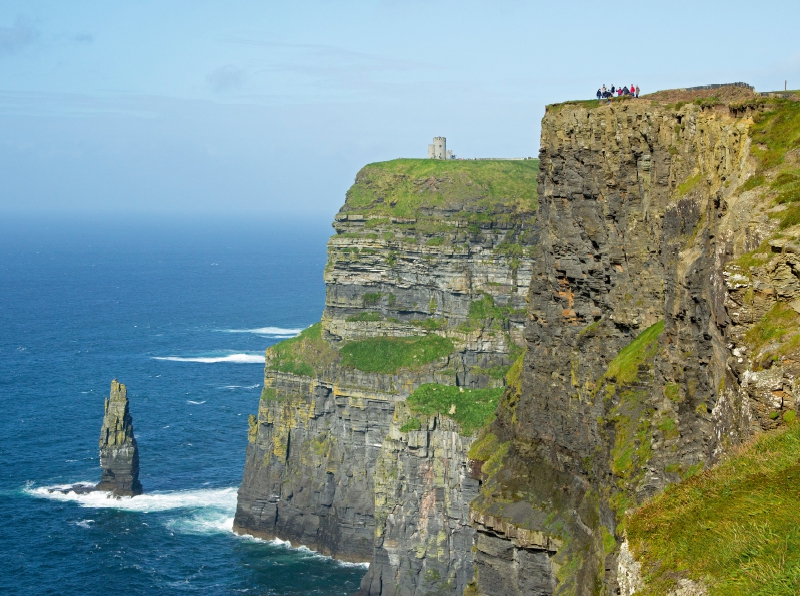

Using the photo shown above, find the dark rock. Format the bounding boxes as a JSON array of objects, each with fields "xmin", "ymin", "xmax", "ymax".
[{"xmin": 94, "ymin": 379, "xmax": 142, "ymax": 496}]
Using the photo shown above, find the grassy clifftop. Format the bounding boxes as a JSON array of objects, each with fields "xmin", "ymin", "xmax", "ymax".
[{"xmin": 340, "ymin": 158, "xmax": 539, "ymax": 220}]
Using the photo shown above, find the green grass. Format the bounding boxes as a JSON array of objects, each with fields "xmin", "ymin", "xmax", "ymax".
[
  {"xmin": 266, "ymin": 322, "xmax": 338, "ymax": 377},
  {"xmin": 342, "ymin": 158, "xmax": 539, "ymax": 220},
  {"xmin": 749, "ymin": 100, "xmax": 800, "ymax": 170},
  {"xmin": 399, "ymin": 418, "xmax": 421, "ymax": 432},
  {"xmin": 604, "ymin": 321, "xmax": 665, "ymax": 385},
  {"xmin": 743, "ymin": 302, "xmax": 800, "ymax": 361},
  {"xmin": 627, "ymin": 423, "xmax": 800, "ymax": 595},
  {"xmin": 339, "ymin": 334, "xmax": 454, "ymax": 373},
  {"xmin": 676, "ymin": 172, "xmax": 703, "ymax": 197},
  {"xmin": 463, "ymin": 293, "xmax": 526, "ymax": 331},
  {"xmin": 346, "ymin": 311, "xmax": 383, "ymax": 322},
  {"xmin": 407, "ymin": 383, "xmax": 505, "ymax": 435}
]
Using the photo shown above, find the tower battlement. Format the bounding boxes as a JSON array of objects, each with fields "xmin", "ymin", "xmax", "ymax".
[{"xmin": 426, "ymin": 136, "xmax": 453, "ymax": 160}]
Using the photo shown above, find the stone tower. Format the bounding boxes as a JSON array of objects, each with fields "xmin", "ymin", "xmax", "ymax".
[
  {"xmin": 427, "ymin": 136, "xmax": 447, "ymax": 159},
  {"xmin": 95, "ymin": 379, "xmax": 143, "ymax": 496}
]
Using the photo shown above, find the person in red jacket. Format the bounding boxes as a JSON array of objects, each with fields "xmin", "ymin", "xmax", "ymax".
[{"xmin": 630, "ymin": 84, "xmax": 636, "ymax": 97}]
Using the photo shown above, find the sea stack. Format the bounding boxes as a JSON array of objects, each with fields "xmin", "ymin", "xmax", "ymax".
[{"xmin": 95, "ymin": 379, "xmax": 143, "ymax": 496}]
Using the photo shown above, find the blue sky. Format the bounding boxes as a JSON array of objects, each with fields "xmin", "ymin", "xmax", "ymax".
[{"xmin": 1, "ymin": 1, "xmax": 799, "ymax": 217}]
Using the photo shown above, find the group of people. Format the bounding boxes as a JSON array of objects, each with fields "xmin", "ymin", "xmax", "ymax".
[{"xmin": 596, "ymin": 84, "xmax": 639, "ymax": 101}]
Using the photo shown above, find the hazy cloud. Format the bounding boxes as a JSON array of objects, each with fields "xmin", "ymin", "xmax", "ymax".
[
  {"xmin": 73, "ymin": 33, "xmax": 93, "ymax": 44},
  {"xmin": 206, "ymin": 64, "xmax": 245, "ymax": 93},
  {"xmin": 0, "ymin": 16, "xmax": 38, "ymax": 55}
]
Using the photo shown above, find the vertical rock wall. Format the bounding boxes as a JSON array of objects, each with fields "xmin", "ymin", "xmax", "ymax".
[{"xmin": 470, "ymin": 98, "xmax": 773, "ymax": 595}]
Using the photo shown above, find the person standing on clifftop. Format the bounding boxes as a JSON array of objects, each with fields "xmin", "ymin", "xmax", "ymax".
[
  {"xmin": 597, "ymin": 88, "xmax": 602, "ymax": 100},
  {"xmin": 610, "ymin": 84, "xmax": 615, "ymax": 95},
  {"xmin": 635, "ymin": 84, "xmax": 640, "ymax": 98}
]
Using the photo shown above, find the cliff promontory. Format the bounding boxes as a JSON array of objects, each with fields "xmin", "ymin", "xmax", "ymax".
[{"xmin": 234, "ymin": 158, "xmax": 538, "ymax": 594}]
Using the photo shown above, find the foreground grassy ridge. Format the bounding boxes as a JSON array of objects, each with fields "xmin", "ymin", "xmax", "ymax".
[
  {"xmin": 406, "ymin": 383, "xmax": 504, "ymax": 435},
  {"xmin": 343, "ymin": 158, "xmax": 539, "ymax": 220},
  {"xmin": 266, "ymin": 323, "xmax": 338, "ymax": 377},
  {"xmin": 628, "ymin": 423, "xmax": 800, "ymax": 595},
  {"xmin": 339, "ymin": 334, "xmax": 454, "ymax": 374}
]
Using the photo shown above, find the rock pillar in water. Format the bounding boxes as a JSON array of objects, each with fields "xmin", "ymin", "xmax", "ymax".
[{"xmin": 95, "ymin": 379, "xmax": 143, "ymax": 496}]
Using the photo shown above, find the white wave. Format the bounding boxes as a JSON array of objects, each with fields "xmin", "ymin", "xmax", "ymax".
[
  {"xmin": 166, "ymin": 513, "xmax": 234, "ymax": 535},
  {"xmin": 153, "ymin": 354, "xmax": 265, "ymax": 364},
  {"xmin": 220, "ymin": 326, "xmax": 304, "ymax": 336},
  {"xmin": 72, "ymin": 519, "xmax": 95, "ymax": 528},
  {"xmin": 186, "ymin": 400, "xmax": 206, "ymax": 405},
  {"xmin": 235, "ymin": 532, "xmax": 370, "ymax": 568},
  {"xmin": 27, "ymin": 485, "xmax": 238, "ymax": 513}
]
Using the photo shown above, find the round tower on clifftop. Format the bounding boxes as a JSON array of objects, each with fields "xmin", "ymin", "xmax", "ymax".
[{"xmin": 432, "ymin": 136, "xmax": 446, "ymax": 160}]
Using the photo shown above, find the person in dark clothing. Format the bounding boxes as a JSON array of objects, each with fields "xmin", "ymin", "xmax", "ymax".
[
  {"xmin": 610, "ymin": 84, "xmax": 615, "ymax": 94},
  {"xmin": 622, "ymin": 86, "xmax": 630, "ymax": 95},
  {"xmin": 597, "ymin": 88, "xmax": 602, "ymax": 100}
]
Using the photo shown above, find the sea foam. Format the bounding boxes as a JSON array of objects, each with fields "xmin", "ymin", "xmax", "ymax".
[
  {"xmin": 219, "ymin": 326, "xmax": 303, "ymax": 337},
  {"xmin": 152, "ymin": 354, "xmax": 265, "ymax": 364},
  {"xmin": 27, "ymin": 485, "xmax": 238, "ymax": 512}
]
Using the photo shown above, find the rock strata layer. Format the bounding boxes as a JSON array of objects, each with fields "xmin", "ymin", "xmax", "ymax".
[{"xmin": 95, "ymin": 379, "xmax": 142, "ymax": 496}]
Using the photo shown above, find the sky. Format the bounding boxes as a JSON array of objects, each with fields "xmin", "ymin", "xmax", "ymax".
[{"xmin": 1, "ymin": 1, "xmax": 799, "ymax": 218}]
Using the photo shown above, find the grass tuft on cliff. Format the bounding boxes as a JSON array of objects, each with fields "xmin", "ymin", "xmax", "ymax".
[
  {"xmin": 407, "ymin": 383, "xmax": 504, "ymax": 435},
  {"xmin": 342, "ymin": 158, "xmax": 539, "ymax": 220},
  {"xmin": 604, "ymin": 321, "xmax": 664, "ymax": 385},
  {"xmin": 266, "ymin": 323, "xmax": 338, "ymax": 377},
  {"xmin": 339, "ymin": 334, "xmax": 454, "ymax": 373},
  {"xmin": 627, "ymin": 422, "xmax": 800, "ymax": 595}
]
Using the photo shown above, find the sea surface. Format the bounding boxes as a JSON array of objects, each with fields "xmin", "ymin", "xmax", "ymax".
[{"xmin": 0, "ymin": 215, "xmax": 367, "ymax": 595}]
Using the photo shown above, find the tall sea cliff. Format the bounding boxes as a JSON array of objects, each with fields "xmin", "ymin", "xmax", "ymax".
[{"xmin": 235, "ymin": 88, "xmax": 800, "ymax": 595}]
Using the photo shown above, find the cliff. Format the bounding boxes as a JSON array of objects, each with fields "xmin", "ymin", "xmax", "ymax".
[
  {"xmin": 96, "ymin": 379, "xmax": 142, "ymax": 496},
  {"xmin": 470, "ymin": 91, "xmax": 800, "ymax": 595},
  {"xmin": 235, "ymin": 88, "xmax": 800, "ymax": 595},
  {"xmin": 234, "ymin": 158, "xmax": 538, "ymax": 592}
]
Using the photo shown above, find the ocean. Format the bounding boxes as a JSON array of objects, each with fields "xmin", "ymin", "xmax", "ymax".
[{"xmin": 0, "ymin": 215, "xmax": 367, "ymax": 595}]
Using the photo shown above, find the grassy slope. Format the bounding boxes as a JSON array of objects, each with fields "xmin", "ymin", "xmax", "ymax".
[
  {"xmin": 406, "ymin": 383, "xmax": 504, "ymax": 435},
  {"xmin": 339, "ymin": 334, "xmax": 454, "ymax": 374},
  {"xmin": 342, "ymin": 158, "xmax": 539, "ymax": 220},
  {"xmin": 627, "ymin": 423, "xmax": 800, "ymax": 595},
  {"xmin": 740, "ymin": 99, "xmax": 800, "ymax": 229}
]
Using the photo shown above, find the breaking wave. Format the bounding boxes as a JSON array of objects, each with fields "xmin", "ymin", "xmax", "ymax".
[
  {"xmin": 27, "ymin": 485, "xmax": 238, "ymax": 535},
  {"xmin": 218, "ymin": 326, "xmax": 304, "ymax": 337},
  {"xmin": 152, "ymin": 353, "xmax": 264, "ymax": 364}
]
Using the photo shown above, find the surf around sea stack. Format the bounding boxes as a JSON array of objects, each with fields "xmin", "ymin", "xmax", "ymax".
[{"xmin": 95, "ymin": 379, "xmax": 143, "ymax": 496}]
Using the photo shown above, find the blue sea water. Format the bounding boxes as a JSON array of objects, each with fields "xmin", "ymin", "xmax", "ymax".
[{"xmin": 0, "ymin": 215, "xmax": 367, "ymax": 595}]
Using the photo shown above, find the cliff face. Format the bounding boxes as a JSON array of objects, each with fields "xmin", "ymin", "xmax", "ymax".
[
  {"xmin": 235, "ymin": 92, "xmax": 800, "ymax": 595},
  {"xmin": 96, "ymin": 379, "xmax": 142, "ymax": 497},
  {"xmin": 234, "ymin": 159, "xmax": 538, "ymax": 590},
  {"xmin": 471, "ymin": 94, "xmax": 800, "ymax": 595}
]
